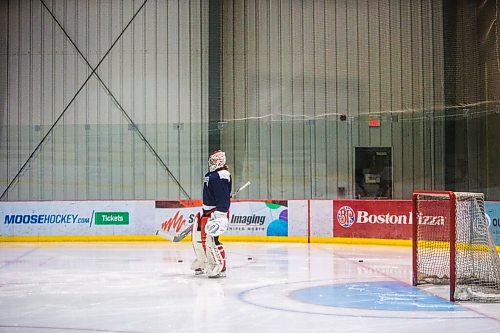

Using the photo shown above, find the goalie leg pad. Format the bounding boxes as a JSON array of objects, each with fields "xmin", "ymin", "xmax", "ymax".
[
  {"xmin": 191, "ymin": 214, "xmax": 208, "ymax": 272},
  {"xmin": 205, "ymin": 235, "xmax": 226, "ymax": 278}
]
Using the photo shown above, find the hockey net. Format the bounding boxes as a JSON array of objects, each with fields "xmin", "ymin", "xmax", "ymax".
[{"xmin": 412, "ymin": 191, "xmax": 500, "ymax": 302}]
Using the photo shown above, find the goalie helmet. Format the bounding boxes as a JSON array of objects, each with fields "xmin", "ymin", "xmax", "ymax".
[{"xmin": 208, "ymin": 150, "xmax": 226, "ymax": 172}]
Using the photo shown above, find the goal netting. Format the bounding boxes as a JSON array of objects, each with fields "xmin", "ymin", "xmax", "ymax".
[{"xmin": 412, "ymin": 191, "xmax": 500, "ymax": 302}]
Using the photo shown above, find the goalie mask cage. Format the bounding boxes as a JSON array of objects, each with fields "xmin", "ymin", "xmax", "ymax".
[{"xmin": 412, "ymin": 191, "xmax": 500, "ymax": 302}]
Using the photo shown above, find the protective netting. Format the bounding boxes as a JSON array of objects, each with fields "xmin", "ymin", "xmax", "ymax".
[{"xmin": 414, "ymin": 192, "xmax": 500, "ymax": 302}]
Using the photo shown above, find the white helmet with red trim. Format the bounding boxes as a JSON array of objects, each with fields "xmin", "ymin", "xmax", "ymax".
[{"xmin": 208, "ymin": 150, "xmax": 226, "ymax": 172}]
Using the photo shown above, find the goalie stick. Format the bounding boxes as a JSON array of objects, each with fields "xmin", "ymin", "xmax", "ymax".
[
  {"xmin": 156, "ymin": 181, "xmax": 251, "ymax": 242},
  {"xmin": 156, "ymin": 224, "xmax": 195, "ymax": 242},
  {"xmin": 231, "ymin": 181, "xmax": 251, "ymax": 198}
]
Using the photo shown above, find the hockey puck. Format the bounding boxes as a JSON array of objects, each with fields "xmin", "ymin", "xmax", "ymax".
[
  {"xmin": 177, "ymin": 259, "xmax": 183, "ymax": 263},
  {"xmin": 358, "ymin": 259, "xmax": 363, "ymax": 262},
  {"xmin": 248, "ymin": 257, "xmax": 253, "ymax": 260}
]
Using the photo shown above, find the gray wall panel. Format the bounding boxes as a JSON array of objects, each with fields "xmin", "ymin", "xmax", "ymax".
[
  {"xmin": 221, "ymin": 0, "xmax": 446, "ymax": 199},
  {"xmin": 0, "ymin": 0, "xmax": 208, "ymax": 201}
]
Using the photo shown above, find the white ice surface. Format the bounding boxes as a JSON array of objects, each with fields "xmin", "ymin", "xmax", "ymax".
[{"xmin": 0, "ymin": 242, "xmax": 499, "ymax": 333}]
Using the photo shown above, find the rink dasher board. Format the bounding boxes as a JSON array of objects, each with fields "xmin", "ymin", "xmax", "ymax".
[
  {"xmin": 0, "ymin": 200, "xmax": 323, "ymax": 239},
  {"xmin": 0, "ymin": 199, "xmax": 499, "ymax": 251}
]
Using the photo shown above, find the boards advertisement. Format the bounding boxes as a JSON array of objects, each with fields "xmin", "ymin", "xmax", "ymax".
[
  {"xmin": 0, "ymin": 201, "xmax": 155, "ymax": 236},
  {"xmin": 1, "ymin": 199, "xmax": 497, "ymax": 245},
  {"xmin": 333, "ymin": 200, "xmax": 413, "ymax": 239},
  {"xmin": 334, "ymin": 200, "xmax": 500, "ymax": 245},
  {"xmin": 228, "ymin": 200, "xmax": 288, "ymax": 236},
  {"xmin": 155, "ymin": 200, "xmax": 288, "ymax": 237},
  {"xmin": 485, "ymin": 201, "xmax": 500, "ymax": 246}
]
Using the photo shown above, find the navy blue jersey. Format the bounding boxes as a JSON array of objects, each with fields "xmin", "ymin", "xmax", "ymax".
[{"xmin": 203, "ymin": 169, "xmax": 232, "ymax": 213}]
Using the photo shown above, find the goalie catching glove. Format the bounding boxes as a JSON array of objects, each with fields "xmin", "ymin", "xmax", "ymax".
[{"xmin": 205, "ymin": 211, "xmax": 229, "ymax": 237}]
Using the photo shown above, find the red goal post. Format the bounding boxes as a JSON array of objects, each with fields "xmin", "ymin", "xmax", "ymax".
[{"xmin": 412, "ymin": 191, "xmax": 500, "ymax": 302}]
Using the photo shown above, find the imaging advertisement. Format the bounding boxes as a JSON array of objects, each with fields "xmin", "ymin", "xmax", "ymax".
[
  {"xmin": 155, "ymin": 200, "xmax": 288, "ymax": 237},
  {"xmin": 228, "ymin": 200, "xmax": 288, "ymax": 236}
]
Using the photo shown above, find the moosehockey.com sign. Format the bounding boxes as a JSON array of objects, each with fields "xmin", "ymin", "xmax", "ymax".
[
  {"xmin": 334, "ymin": 200, "xmax": 415, "ymax": 239},
  {"xmin": 0, "ymin": 201, "xmax": 151, "ymax": 237}
]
